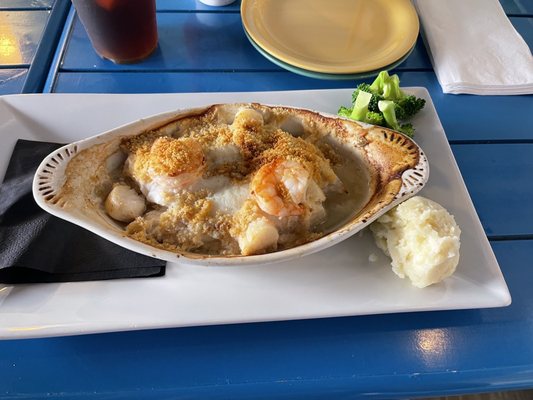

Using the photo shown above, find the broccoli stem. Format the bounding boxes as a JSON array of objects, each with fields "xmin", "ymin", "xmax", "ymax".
[{"xmin": 350, "ymin": 90, "xmax": 372, "ymax": 121}]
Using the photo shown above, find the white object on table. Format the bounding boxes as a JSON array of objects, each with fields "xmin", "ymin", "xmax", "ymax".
[
  {"xmin": 414, "ymin": 0, "xmax": 533, "ymax": 95},
  {"xmin": 198, "ymin": 0, "xmax": 236, "ymax": 6}
]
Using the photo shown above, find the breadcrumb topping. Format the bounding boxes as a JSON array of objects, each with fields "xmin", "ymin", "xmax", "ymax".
[
  {"xmin": 148, "ymin": 137, "xmax": 205, "ymax": 177},
  {"xmin": 117, "ymin": 105, "xmax": 349, "ymax": 256}
]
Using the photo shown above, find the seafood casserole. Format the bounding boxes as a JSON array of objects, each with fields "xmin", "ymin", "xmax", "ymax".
[{"xmin": 35, "ymin": 103, "xmax": 427, "ymax": 263}]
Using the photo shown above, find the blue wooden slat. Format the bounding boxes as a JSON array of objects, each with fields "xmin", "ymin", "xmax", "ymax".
[
  {"xmin": 0, "ymin": 11, "xmax": 49, "ymax": 66},
  {"xmin": 21, "ymin": 0, "xmax": 70, "ymax": 93},
  {"xmin": 452, "ymin": 144, "xmax": 533, "ymax": 237},
  {"xmin": 157, "ymin": 0, "xmax": 240, "ymax": 12},
  {"xmin": 0, "ymin": 68, "xmax": 27, "ymax": 94},
  {"xmin": 50, "ymin": 71, "xmax": 360, "ymax": 92},
  {"xmin": 500, "ymin": 0, "xmax": 533, "ymax": 15},
  {"xmin": 0, "ymin": 0, "xmax": 54, "ymax": 10},
  {"xmin": 60, "ymin": 12, "xmax": 432, "ymax": 72},
  {"xmin": 52, "ymin": 71, "xmax": 533, "ymax": 141},
  {"xmin": 0, "ymin": 239, "xmax": 531, "ymax": 399},
  {"xmin": 41, "ymin": 4, "xmax": 73, "ymax": 93}
]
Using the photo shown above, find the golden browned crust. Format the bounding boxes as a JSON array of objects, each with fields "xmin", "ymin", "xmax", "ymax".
[
  {"xmin": 121, "ymin": 106, "xmax": 341, "ymax": 188},
  {"xmin": 148, "ymin": 137, "xmax": 205, "ymax": 177}
]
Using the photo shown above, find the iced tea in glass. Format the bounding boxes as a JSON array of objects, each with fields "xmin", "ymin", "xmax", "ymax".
[{"xmin": 71, "ymin": 0, "xmax": 158, "ymax": 64}]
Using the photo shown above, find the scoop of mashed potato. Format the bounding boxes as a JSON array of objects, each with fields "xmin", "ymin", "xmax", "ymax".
[{"xmin": 370, "ymin": 196, "xmax": 461, "ymax": 288}]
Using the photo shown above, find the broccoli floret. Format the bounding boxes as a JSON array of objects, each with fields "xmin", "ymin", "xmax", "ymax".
[
  {"xmin": 340, "ymin": 71, "xmax": 425, "ymax": 137},
  {"xmin": 367, "ymin": 93, "xmax": 384, "ymax": 112},
  {"xmin": 369, "ymin": 71, "xmax": 389, "ymax": 95},
  {"xmin": 351, "ymin": 83, "xmax": 372, "ymax": 104},
  {"xmin": 365, "ymin": 111, "xmax": 385, "ymax": 126},
  {"xmin": 351, "ymin": 92, "xmax": 386, "ymax": 125},
  {"xmin": 396, "ymin": 95, "xmax": 426, "ymax": 118},
  {"xmin": 394, "ymin": 104, "xmax": 407, "ymax": 121},
  {"xmin": 368, "ymin": 71, "xmax": 403, "ymax": 99},
  {"xmin": 399, "ymin": 123, "xmax": 415, "ymax": 138},
  {"xmin": 352, "ymin": 83, "xmax": 383, "ymax": 112},
  {"xmin": 339, "ymin": 97, "xmax": 385, "ymax": 126},
  {"xmin": 378, "ymin": 100, "xmax": 402, "ymax": 132},
  {"xmin": 378, "ymin": 100, "xmax": 416, "ymax": 137},
  {"xmin": 382, "ymin": 73, "xmax": 404, "ymax": 101},
  {"xmin": 338, "ymin": 106, "xmax": 353, "ymax": 118}
]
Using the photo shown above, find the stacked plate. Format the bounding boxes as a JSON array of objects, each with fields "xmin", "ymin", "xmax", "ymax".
[{"xmin": 241, "ymin": 0, "xmax": 420, "ymax": 80}]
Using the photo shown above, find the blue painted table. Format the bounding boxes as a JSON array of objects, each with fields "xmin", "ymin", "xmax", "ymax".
[{"xmin": 1, "ymin": 1, "xmax": 533, "ymax": 399}]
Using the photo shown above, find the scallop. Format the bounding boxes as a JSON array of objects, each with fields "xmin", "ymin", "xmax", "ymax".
[
  {"xmin": 105, "ymin": 184, "xmax": 146, "ymax": 223},
  {"xmin": 232, "ymin": 108, "xmax": 264, "ymax": 129}
]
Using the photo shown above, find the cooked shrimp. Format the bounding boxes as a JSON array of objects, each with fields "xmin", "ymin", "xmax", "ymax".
[
  {"xmin": 125, "ymin": 136, "xmax": 206, "ymax": 205},
  {"xmin": 251, "ymin": 159, "xmax": 310, "ymax": 218}
]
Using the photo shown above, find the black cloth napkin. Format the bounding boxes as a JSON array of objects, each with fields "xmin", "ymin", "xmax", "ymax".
[{"xmin": 0, "ymin": 140, "xmax": 166, "ymax": 284}]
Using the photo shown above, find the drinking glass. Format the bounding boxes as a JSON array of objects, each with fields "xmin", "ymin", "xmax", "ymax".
[{"xmin": 71, "ymin": 0, "xmax": 158, "ymax": 64}]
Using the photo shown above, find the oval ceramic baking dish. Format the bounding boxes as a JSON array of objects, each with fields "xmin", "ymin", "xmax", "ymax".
[{"xmin": 33, "ymin": 103, "xmax": 429, "ymax": 266}]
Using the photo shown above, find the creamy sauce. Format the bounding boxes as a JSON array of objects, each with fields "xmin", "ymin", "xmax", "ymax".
[{"xmin": 321, "ymin": 152, "xmax": 370, "ymax": 233}]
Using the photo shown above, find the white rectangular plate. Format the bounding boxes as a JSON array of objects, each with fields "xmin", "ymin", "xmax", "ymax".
[{"xmin": 0, "ymin": 89, "xmax": 511, "ymax": 339}]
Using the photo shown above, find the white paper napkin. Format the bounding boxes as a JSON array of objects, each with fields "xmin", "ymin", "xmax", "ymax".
[{"xmin": 414, "ymin": 0, "xmax": 533, "ymax": 95}]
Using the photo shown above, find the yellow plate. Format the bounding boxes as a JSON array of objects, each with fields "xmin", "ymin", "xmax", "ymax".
[{"xmin": 241, "ymin": 0, "xmax": 419, "ymax": 74}]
